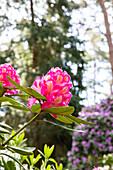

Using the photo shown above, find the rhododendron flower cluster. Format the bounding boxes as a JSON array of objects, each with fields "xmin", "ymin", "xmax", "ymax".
[
  {"xmin": 67, "ymin": 95, "xmax": 113, "ymax": 169},
  {"xmin": 0, "ymin": 63, "xmax": 20, "ymax": 95},
  {"xmin": 27, "ymin": 67, "xmax": 72, "ymax": 116}
]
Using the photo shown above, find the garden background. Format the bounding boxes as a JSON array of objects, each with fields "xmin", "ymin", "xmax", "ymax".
[{"xmin": 0, "ymin": 0, "xmax": 113, "ymax": 169}]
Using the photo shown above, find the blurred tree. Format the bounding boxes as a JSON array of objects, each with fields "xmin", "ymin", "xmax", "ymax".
[
  {"xmin": 70, "ymin": 0, "xmax": 113, "ymax": 104},
  {"xmin": 98, "ymin": 0, "xmax": 113, "ymax": 92}
]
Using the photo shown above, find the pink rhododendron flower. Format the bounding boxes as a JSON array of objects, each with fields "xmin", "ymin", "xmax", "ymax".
[
  {"xmin": 27, "ymin": 67, "xmax": 72, "ymax": 117},
  {"xmin": 0, "ymin": 63, "xmax": 20, "ymax": 95}
]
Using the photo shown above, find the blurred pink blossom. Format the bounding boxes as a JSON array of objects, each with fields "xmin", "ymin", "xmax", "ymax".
[{"xmin": 0, "ymin": 63, "xmax": 20, "ymax": 95}]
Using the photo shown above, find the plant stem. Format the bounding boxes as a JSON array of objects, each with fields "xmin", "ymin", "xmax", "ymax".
[{"xmin": 2, "ymin": 112, "xmax": 40, "ymax": 146}]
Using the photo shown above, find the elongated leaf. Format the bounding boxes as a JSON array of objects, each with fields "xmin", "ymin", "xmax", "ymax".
[
  {"xmin": 7, "ymin": 94, "xmax": 29, "ymax": 97},
  {"xmin": 31, "ymin": 104, "xmax": 41, "ymax": 113},
  {"xmin": 0, "ymin": 84, "xmax": 4, "ymax": 97},
  {"xmin": 17, "ymin": 133, "xmax": 25, "ymax": 146},
  {"xmin": 50, "ymin": 114, "xmax": 73, "ymax": 124},
  {"xmin": 19, "ymin": 138, "xmax": 27, "ymax": 146},
  {"xmin": 49, "ymin": 158, "xmax": 58, "ymax": 168},
  {"xmin": 42, "ymin": 106, "xmax": 74, "ymax": 116},
  {"xmin": 2, "ymin": 157, "xmax": 9, "ymax": 170},
  {"xmin": 46, "ymin": 165, "xmax": 51, "ymax": 170},
  {"xmin": 66, "ymin": 115, "xmax": 96, "ymax": 125},
  {"xmin": 0, "ymin": 127, "xmax": 10, "ymax": 134},
  {"xmin": 7, "ymin": 76, "xmax": 47, "ymax": 101},
  {"xmin": 47, "ymin": 145, "xmax": 54, "ymax": 158},
  {"xmin": 0, "ymin": 97, "xmax": 22, "ymax": 106},
  {"xmin": 25, "ymin": 158, "xmax": 30, "ymax": 165},
  {"xmin": 44, "ymin": 144, "xmax": 47, "ymax": 156},
  {"xmin": 6, "ymin": 105, "xmax": 30, "ymax": 111},
  {"xmin": 32, "ymin": 154, "xmax": 41, "ymax": 166},
  {"xmin": 36, "ymin": 120, "xmax": 84, "ymax": 132},
  {"xmin": 6, "ymin": 94, "xmax": 29, "ymax": 100},
  {"xmin": 0, "ymin": 153, "xmax": 25, "ymax": 170},
  {"xmin": 30, "ymin": 154, "xmax": 34, "ymax": 165},
  {"xmin": 6, "ymin": 76, "xmax": 27, "ymax": 93},
  {"xmin": 7, "ymin": 146, "xmax": 35, "ymax": 155},
  {"xmin": 0, "ymin": 123, "xmax": 12, "ymax": 130},
  {"xmin": 37, "ymin": 149, "xmax": 45, "ymax": 158},
  {"xmin": 26, "ymin": 88, "xmax": 47, "ymax": 101},
  {"xmin": 4, "ymin": 87, "xmax": 17, "ymax": 90}
]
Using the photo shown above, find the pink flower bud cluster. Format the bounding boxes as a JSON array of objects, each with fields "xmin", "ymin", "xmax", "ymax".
[
  {"xmin": 27, "ymin": 67, "xmax": 72, "ymax": 117},
  {"xmin": 0, "ymin": 63, "xmax": 20, "ymax": 95}
]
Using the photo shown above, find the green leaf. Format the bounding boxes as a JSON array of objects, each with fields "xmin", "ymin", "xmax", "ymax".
[
  {"xmin": 0, "ymin": 127, "xmax": 10, "ymax": 134},
  {"xmin": 36, "ymin": 119, "xmax": 84, "ymax": 132},
  {"xmin": 30, "ymin": 154, "xmax": 34, "ymax": 165},
  {"xmin": 19, "ymin": 138, "xmax": 27, "ymax": 146},
  {"xmin": 7, "ymin": 76, "xmax": 47, "ymax": 101},
  {"xmin": 48, "ymin": 120, "xmax": 83, "ymax": 132},
  {"xmin": 0, "ymin": 96, "xmax": 30, "ymax": 111},
  {"xmin": 47, "ymin": 145, "xmax": 54, "ymax": 158},
  {"xmin": 37, "ymin": 149, "xmax": 45, "ymax": 158},
  {"xmin": 25, "ymin": 158, "xmax": 30, "ymax": 165},
  {"xmin": 7, "ymin": 146, "xmax": 35, "ymax": 155},
  {"xmin": 6, "ymin": 94, "xmax": 29, "ymax": 100},
  {"xmin": 4, "ymin": 87, "xmax": 17, "ymax": 90},
  {"xmin": 59, "ymin": 163, "xmax": 63, "ymax": 170},
  {"xmin": 0, "ymin": 153, "xmax": 26, "ymax": 170},
  {"xmin": 42, "ymin": 106, "xmax": 74, "ymax": 116},
  {"xmin": 0, "ymin": 97, "xmax": 22, "ymax": 106},
  {"xmin": 49, "ymin": 158, "xmax": 58, "ymax": 169},
  {"xmin": 0, "ymin": 84, "xmax": 4, "ymax": 97},
  {"xmin": 0, "ymin": 123, "xmax": 12, "ymax": 130},
  {"xmin": 26, "ymin": 87, "xmax": 47, "ymax": 101},
  {"xmin": 6, "ymin": 104, "xmax": 30, "ymax": 111},
  {"xmin": 66, "ymin": 115, "xmax": 96, "ymax": 125},
  {"xmin": 50, "ymin": 114, "xmax": 73, "ymax": 124},
  {"xmin": 32, "ymin": 154, "xmax": 41, "ymax": 166},
  {"xmin": 44, "ymin": 144, "xmax": 47, "ymax": 156},
  {"xmin": 44, "ymin": 145, "xmax": 54, "ymax": 159},
  {"xmin": 10, "ymin": 130, "xmax": 16, "ymax": 140},
  {"xmin": 2, "ymin": 157, "xmax": 9, "ymax": 170},
  {"xmin": 17, "ymin": 133, "xmax": 25, "ymax": 146},
  {"xmin": 7, "ymin": 94, "xmax": 29, "ymax": 97},
  {"xmin": 46, "ymin": 165, "xmax": 51, "ymax": 170},
  {"xmin": 6, "ymin": 76, "xmax": 27, "ymax": 93},
  {"xmin": 31, "ymin": 104, "xmax": 41, "ymax": 113}
]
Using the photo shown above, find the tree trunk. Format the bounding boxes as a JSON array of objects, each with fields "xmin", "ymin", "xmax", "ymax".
[
  {"xmin": 30, "ymin": 0, "xmax": 38, "ymax": 69},
  {"xmin": 99, "ymin": 0, "xmax": 113, "ymax": 93}
]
